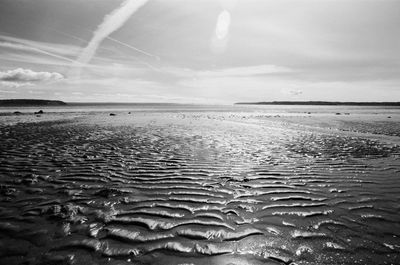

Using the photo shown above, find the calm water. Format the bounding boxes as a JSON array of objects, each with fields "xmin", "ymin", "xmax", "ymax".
[
  {"xmin": 0, "ymin": 105, "xmax": 399, "ymax": 265},
  {"xmin": 1, "ymin": 102, "xmax": 400, "ymax": 114}
]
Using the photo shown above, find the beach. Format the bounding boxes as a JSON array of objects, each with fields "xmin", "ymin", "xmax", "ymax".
[{"xmin": 0, "ymin": 104, "xmax": 399, "ymax": 265}]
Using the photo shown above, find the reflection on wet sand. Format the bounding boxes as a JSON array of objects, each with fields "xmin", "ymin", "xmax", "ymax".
[{"xmin": 0, "ymin": 108, "xmax": 399, "ymax": 264}]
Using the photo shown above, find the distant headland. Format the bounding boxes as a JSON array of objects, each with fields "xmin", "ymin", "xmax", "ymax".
[
  {"xmin": 235, "ymin": 101, "xmax": 400, "ymax": 106},
  {"xmin": 0, "ymin": 99, "xmax": 67, "ymax": 106}
]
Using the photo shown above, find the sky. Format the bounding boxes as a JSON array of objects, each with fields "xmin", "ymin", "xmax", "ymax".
[{"xmin": 0, "ymin": 0, "xmax": 399, "ymax": 103}]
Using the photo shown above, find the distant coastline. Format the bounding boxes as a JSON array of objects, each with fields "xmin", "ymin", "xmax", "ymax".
[
  {"xmin": 1, "ymin": 99, "xmax": 399, "ymax": 107},
  {"xmin": 235, "ymin": 101, "xmax": 400, "ymax": 106},
  {"xmin": 0, "ymin": 99, "xmax": 67, "ymax": 106}
]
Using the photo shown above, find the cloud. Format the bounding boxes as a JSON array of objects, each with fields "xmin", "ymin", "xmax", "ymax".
[
  {"xmin": 0, "ymin": 68, "xmax": 64, "ymax": 88},
  {"xmin": 0, "ymin": 68, "xmax": 64, "ymax": 82}
]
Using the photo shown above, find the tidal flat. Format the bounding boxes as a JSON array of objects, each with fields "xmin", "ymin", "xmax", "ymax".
[{"xmin": 0, "ymin": 105, "xmax": 399, "ymax": 265}]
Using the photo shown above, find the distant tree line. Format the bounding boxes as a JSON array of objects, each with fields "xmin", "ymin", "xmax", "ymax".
[{"xmin": 0, "ymin": 99, "xmax": 67, "ymax": 106}]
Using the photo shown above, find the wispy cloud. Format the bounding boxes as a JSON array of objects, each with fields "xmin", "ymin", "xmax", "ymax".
[
  {"xmin": 0, "ymin": 89, "xmax": 18, "ymax": 93},
  {"xmin": 0, "ymin": 35, "xmax": 140, "ymax": 73},
  {"xmin": 0, "ymin": 40, "xmax": 78, "ymax": 64},
  {"xmin": 0, "ymin": 81, "xmax": 33, "ymax": 88},
  {"xmin": 153, "ymin": 65, "xmax": 292, "ymax": 83},
  {"xmin": 196, "ymin": 65, "xmax": 292, "ymax": 77},
  {"xmin": 0, "ymin": 35, "xmax": 80, "ymax": 56}
]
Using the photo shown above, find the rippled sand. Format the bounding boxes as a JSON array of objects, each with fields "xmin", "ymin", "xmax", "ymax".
[{"xmin": 0, "ymin": 107, "xmax": 399, "ymax": 265}]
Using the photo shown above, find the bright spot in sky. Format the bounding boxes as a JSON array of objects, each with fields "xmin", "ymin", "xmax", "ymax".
[{"xmin": 215, "ymin": 10, "xmax": 231, "ymax": 40}]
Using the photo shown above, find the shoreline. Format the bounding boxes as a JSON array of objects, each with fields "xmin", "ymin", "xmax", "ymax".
[{"xmin": 236, "ymin": 101, "xmax": 400, "ymax": 106}]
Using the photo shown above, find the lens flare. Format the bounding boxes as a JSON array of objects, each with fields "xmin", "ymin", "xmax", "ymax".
[
  {"xmin": 211, "ymin": 0, "xmax": 237, "ymax": 54},
  {"xmin": 216, "ymin": 10, "xmax": 231, "ymax": 40}
]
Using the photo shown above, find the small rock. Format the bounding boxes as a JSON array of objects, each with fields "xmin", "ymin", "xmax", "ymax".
[
  {"xmin": 296, "ymin": 245, "xmax": 314, "ymax": 260},
  {"xmin": 45, "ymin": 203, "xmax": 85, "ymax": 223},
  {"xmin": 34, "ymin": 110, "xmax": 44, "ymax": 114},
  {"xmin": 109, "ymin": 113, "xmax": 116, "ymax": 116},
  {"xmin": 88, "ymin": 223, "xmax": 104, "ymax": 238}
]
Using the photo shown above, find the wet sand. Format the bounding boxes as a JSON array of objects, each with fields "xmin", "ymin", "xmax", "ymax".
[{"xmin": 0, "ymin": 107, "xmax": 399, "ymax": 265}]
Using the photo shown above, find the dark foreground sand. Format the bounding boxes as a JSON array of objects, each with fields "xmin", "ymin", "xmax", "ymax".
[{"xmin": 0, "ymin": 109, "xmax": 399, "ymax": 265}]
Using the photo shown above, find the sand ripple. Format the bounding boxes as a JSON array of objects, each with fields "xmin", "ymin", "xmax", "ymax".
[{"xmin": 0, "ymin": 112, "xmax": 400, "ymax": 264}]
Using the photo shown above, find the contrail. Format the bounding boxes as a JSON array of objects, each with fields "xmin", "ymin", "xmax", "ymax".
[
  {"xmin": 0, "ymin": 40, "xmax": 78, "ymax": 65},
  {"xmin": 76, "ymin": 0, "xmax": 153, "ymax": 66},
  {"xmin": 107, "ymin": 36, "xmax": 159, "ymax": 60},
  {"xmin": 55, "ymin": 22, "xmax": 158, "ymax": 61},
  {"xmin": 52, "ymin": 29, "xmax": 89, "ymax": 45}
]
